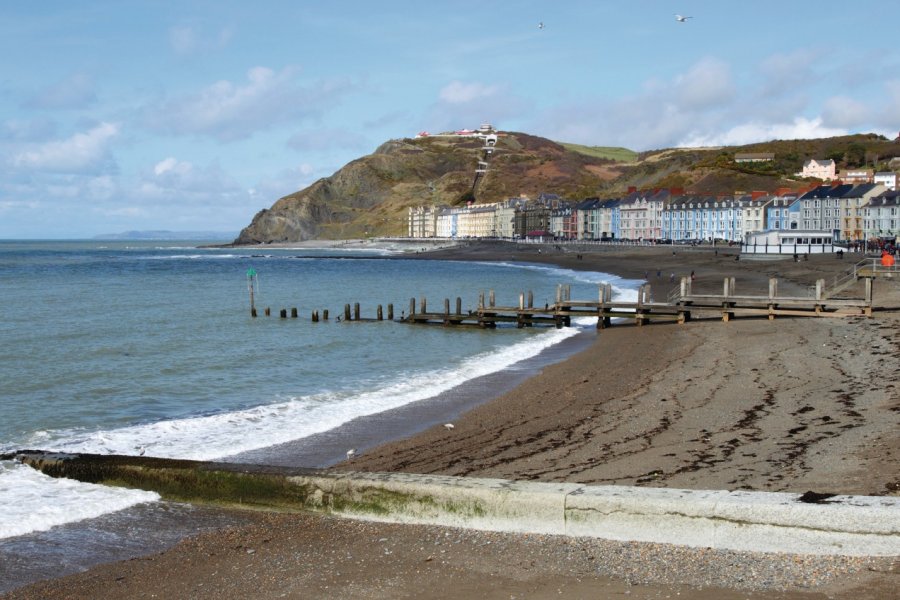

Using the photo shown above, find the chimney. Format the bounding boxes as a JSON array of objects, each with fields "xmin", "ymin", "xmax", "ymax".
[
  {"xmin": 750, "ymin": 190, "xmax": 766, "ymax": 199},
  {"xmin": 627, "ymin": 186, "xmax": 637, "ymax": 194}
]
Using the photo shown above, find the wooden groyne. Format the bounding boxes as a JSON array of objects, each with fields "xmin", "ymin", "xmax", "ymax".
[
  {"xmin": 249, "ymin": 259, "xmax": 882, "ymax": 328},
  {"xmin": 402, "ymin": 275, "xmax": 874, "ymax": 329}
]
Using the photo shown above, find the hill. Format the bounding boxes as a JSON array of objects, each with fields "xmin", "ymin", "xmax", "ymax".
[{"xmin": 233, "ymin": 132, "xmax": 900, "ymax": 244}]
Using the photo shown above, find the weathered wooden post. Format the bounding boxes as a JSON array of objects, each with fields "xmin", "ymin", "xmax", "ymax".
[
  {"xmin": 323, "ymin": 309, "xmax": 329, "ymax": 321},
  {"xmin": 420, "ymin": 296, "xmax": 427, "ymax": 314},
  {"xmin": 769, "ymin": 278, "xmax": 778, "ymax": 299},
  {"xmin": 387, "ymin": 303, "xmax": 394, "ymax": 320},
  {"xmin": 556, "ymin": 284, "xmax": 562, "ymax": 304},
  {"xmin": 280, "ymin": 308, "xmax": 287, "ymax": 319},
  {"xmin": 344, "ymin": 303, "xmax": 351, "ymax": 321},
  {"xmin": 377, "ymin": 305, "xmax": 383, "ymax": 320},
  {"xmin": 291, "ymin": 307, "xmax": 298, "ymax": 318},
  {"xmin": 264, "ymin": 307, "xmax": 270, "ymax": 317},
  {"xmin": 312, "ymin": 310, "xmax": 319, "ymax": 322},
  {"xmin": 354, "ymin": 302, "xmax": 360, "ymax": 321},
  {"xmin": 444, "ymin": 298, "xmax": 450, "ymax": 315},
  {"xmin": 723, "ymin": 277, "xmax": 730, "ymax": 297},
  {"xmin": 527, "ymin": 291, "xmax": 533, "ymax": 308},
  {"xmin": 489, "ymin": 290, "xmax": 495, "ymax": 307},
  {"xmin": 815, "ymin": 279, "xmax": 824, "ymax": 301},
  {"xmin": 865, "ymin": 277, "xmax": 874, "ymax": 313},
  {"xmin": 409, "ymin": 298, "xmax": 416, "ymax": 318},
  {"xmin": 246, "ymin": 267, "xmax": 258, "ymax": 317},
  {"xmin": 519, "ymin": 292, "xmax": 525, "ymax": 310},
  {"xmin": 455, "ymin": 297, "xmax": 462, "ymax": 315},
  {"xmin": 478, "ymin": 292, "xmax": 485, "ymax": 309}
]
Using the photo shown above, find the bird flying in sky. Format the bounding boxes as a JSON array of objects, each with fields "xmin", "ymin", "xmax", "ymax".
[{"xmin": 675, "ymin": 14, "xmax": 692, "ymax": 22}]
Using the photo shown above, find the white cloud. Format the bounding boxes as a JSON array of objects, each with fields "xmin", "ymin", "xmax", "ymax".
[
  {"xmin": 673, "ymin": 58, "xmax": 735, "ymax": 110},
  {"xmin": 140, "ymin": 157, "xmax": 242, "ymax": 199},
  {"xmin": 141, "ymin": 67, "xmax": 356, "ymax": 141},
  {"xmin": 821, "ymin": 96, "xmax": 872, "ymax": 129},
  {"xmin": 12, "ymin": 122, "xmax": 119, "ymax": 173},
  {"xmin": 439, "ymin": 81, "xmax": 501, "ymax": 104},
  {"xmin": 169, "ymin": 25, "xmax": 233, "ymax": 56},
  {"xmin": 679, "ymin": 117, "xmax": 848, "ymax": 148}
]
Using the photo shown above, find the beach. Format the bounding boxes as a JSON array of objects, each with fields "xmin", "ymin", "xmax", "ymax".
[{"xmin": 4, "ymin": 243, "xmax": 898, "ymax": 599}]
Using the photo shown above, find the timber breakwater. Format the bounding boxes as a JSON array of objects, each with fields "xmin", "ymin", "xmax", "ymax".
[{"xmin": 7, "ymin": 451, "xmax": 900, "ymax": 557}]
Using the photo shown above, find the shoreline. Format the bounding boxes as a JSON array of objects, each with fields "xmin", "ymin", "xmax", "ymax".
[{"xmin": 4, "ymin": 242, "xmax": 898, "ymax": 598}]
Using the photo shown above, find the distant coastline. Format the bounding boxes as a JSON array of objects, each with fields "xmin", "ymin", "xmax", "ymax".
[{"xmin": 93, "ymin": 230, "xmax": 237, "ymax": 241}]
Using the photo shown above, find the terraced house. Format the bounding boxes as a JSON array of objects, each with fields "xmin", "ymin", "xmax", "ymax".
[
  {"xmin": 864, "ymin": 190, "xmax": 900, "ymax": 240},
  {"xmin": 661, "ymin": 195, "xmax": 748, "ymax": 242}
]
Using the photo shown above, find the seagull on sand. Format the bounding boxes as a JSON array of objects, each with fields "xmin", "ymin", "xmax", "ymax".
[
  {"xmin": 346, "ymin": 448, "xmax": 356, "ymax": 460},
  {"xmin": 443, "ymin": 423, "xmax": 455, "ymax": 431},
  {"xmin": 674, "ymin": 14, "xmax": 692, "ymax": 22}
]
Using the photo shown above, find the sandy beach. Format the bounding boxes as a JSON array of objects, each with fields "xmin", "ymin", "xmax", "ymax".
[{"xmin": 4, "ymin": 243, "xmax": 898, "ymax": 599}]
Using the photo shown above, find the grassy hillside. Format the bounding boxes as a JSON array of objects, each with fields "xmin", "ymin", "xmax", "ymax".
[{"xmin": 559, "ymin": 143, "xmax": 638, "ymax": 162}]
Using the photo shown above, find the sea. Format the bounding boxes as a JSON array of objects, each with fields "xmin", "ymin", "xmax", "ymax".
[{"xmin": 0, "ymin": 239, "xmax": 640, "ymax": 592}]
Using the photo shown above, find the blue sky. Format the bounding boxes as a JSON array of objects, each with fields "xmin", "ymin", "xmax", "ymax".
[{"xmin": 2, "ymin": 1, "xmax": 899, "ymax": 238}]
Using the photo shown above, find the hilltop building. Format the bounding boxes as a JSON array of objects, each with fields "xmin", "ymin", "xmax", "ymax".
[{"xmin": 799, "ymin": 159, "xmax": 836, "ymax": 181}]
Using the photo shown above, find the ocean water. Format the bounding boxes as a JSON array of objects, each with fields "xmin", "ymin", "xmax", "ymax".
[{"xmin": 0, "ymin": 240, "xmax": 640, "ymax": 590}]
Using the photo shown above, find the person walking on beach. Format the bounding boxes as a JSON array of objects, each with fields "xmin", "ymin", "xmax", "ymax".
[{"xmin": 690, "ymin": 270, "xmax": 695, "ymax": 282}]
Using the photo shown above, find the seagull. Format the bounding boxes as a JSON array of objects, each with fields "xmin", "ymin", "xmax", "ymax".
[
  {"xmin": 346, "ymin": 448, "xmax": 356, "ymax": 460},
  {"xmin": 538, "ymin": 22, "xmax": 544, "ymax": 30},
  {"xmin": 674, "ymin": 14, "xmax": 692, "ymax": 22},
  {"xmin": 443, "ymin": 423, "xmax": 455, "ymax": 431},
  {"xmin": 136, "ymin": 446, "xmax": 146, "ymax": 456}
]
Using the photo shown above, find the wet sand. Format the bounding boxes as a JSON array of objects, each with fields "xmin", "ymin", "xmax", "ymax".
[{"xmin": 5, "ymin": 243, "xmax": 898, "ymax": 599}]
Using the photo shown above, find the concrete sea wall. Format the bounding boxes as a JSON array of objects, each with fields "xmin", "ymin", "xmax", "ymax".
[{"xmin": 9, "ymin": 451, "xmax": 900, "ymax": 557}]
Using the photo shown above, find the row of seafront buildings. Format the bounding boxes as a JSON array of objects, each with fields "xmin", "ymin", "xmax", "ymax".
[{"xmin": 408, "ymin": 184, "xmax": 900, "ymax": 245}]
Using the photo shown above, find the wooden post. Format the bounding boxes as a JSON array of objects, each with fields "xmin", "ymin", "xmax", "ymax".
[
  {"xmin": 556, "ymin": 284, "xmax": 562, "ymax": 304},
  {"xmin": 444, "ymin": 298, "xmax": 450, "ymax": 315},
  {"xmin": 291, "ymin": 307, "xmax": 298, "ymax": 318},
  {"xmin": 251, "ymin": 308, "xmax": 257, "ymax": 318},
  {"xmin": 519, "ymin": 292, "xmax": 525, "ymax": 310},
  {"xmin": 280, "ymin": 308, "xmax": 287, "ymax": 319},
  {"xmin": 377, "ymin": 305, "xmax": 383, "ymax": 320},
  {"xmin": 478, "ymin": 292, "xmax": 485, "ymax": 309},
  {"xmin": 354, "ymin": 302, "xmax": 360, "ymax": 321},
  {"xmin": 344, "ymin": 304, "xmax": 351, "ymax": 321},
  {"xmin": 387, "ymin": 304, "xmax": 394, "ymax": 320},
  {"xmin": 456, "ymin": 297, "xmax": 462, "ymax": 315},
  {"xmin": 312, "ymin": 310, "xmax": 319, "ymax": 322},
  {"xmin": 323, "ymin": 309, "xmax": 329, "ymax": 321},
  {"xmin": 527, "ymin": 291, "xmax": 533, "ymax": 308},
  {"xmin": 680, "ymin": 277, "xmax": 688, "ymax": 299},
  {"xmin": 723, "ymin": 278, "xmax": 730, "ymax": 297},
  {"xmin": 489, "ymin": 290, "xmax": 495, "ymax": 307},
  {"xmin": 409, "ymin": 298, "xmax": 416, "ymax": 317},
  {"xmin": 815, "ymin": 279, "xmax": 824, "ymax": 301},
  {"xmin": 730, "ymin": 277, "xmax": 736, "ymax": 296},
  {"xmin": 865, "ymin": 278, "xmax": 873, "ymax": 310},
  {"xmin": 644, "ymin": 284, "xmax": 651, "ymax": 303},
  {"xmin": 264, "ymin": 307, "xmax": 270, "ymax": 317},
  {"xmin": 421, "ymin": 296, "xmax": 427, "ymax": 313},
  {"xmin": 769, "ymin": 278, "xmax": 778, "ymax": 299}
]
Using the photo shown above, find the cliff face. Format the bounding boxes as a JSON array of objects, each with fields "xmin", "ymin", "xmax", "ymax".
[{"xmin": 233, "ymin": 133, "xmax": 618, "ymax": 244}]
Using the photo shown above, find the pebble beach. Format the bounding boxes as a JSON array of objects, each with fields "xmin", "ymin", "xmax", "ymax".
[{"xmin": 4, "ymin": 242, "xmax": 898, "ymax": 599}]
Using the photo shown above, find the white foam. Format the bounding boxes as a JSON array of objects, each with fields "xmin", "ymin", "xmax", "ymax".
[
  {"xmin": 0, "ymin": 461, "xmax": 158, "ymax": 540},
  {"xmin": 37, "ymin": 325, "xmax": 583, "ymax": 462}
]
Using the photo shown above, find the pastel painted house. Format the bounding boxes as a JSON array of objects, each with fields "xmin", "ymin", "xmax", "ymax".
[{"xmin": 799, "ymin": 159, "xmax": 836, "ymax": 181}]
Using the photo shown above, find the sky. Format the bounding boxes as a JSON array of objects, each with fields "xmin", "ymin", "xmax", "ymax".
[{"xmin": 2, "ymin": 1, "xmax": 899, "ymax": 239}]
